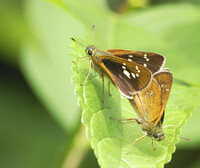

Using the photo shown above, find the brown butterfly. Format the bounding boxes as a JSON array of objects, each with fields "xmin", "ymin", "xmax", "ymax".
[
  {"xmin": 111, "ymin": 69, "xmax": 179, "ymax": 154},
  {"xmin": 129, "ymin": 69, "xmax": 173, "ymax": 141},
  {"xmin": 72, "ymin": 25, "xmax": 165, "ymax": 102}
]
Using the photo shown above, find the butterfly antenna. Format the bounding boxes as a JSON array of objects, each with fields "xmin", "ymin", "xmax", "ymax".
[
  {"xmin": 165, "ymin": 133, "xmax": 191, "ymax": 141},
  {"xmin": 93, "ymin": 24, "xmax": 95, "ymax": 45},
  {"xmin": 71, "ymin": 38, "xmax": 87, "ymax": 47}
]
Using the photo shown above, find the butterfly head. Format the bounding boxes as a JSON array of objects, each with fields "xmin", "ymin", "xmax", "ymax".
[
  {"xmin": 153, "ymin": 130, "xmax": 165, "ymax": 141},
  {"xmin": 85, "ymin": 45, "xmax": 96, "ymax": 57},
  {"xmin": 143, "ymin": 125, "xmax": 165, "ymax": 141}
]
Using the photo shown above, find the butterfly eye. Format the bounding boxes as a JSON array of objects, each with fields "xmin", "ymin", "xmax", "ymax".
[
  {"xmin": 153, "ymin": 133, "xmax": 158, "ymax": 138},
  {"xmin": 154, "ymin": 131, "xmax": 165, "ymax": 141},
  {"xmin": 87, "ymin": 49, "xmax": 93, "ymax": 56}
]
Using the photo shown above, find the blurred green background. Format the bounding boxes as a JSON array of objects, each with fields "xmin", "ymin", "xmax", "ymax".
[{"xmin": 0, "ymin": 0, "xmax": 200, "ymax": 168}]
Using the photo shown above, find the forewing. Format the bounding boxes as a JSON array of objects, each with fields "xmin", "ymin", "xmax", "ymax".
[
  {"xmin": 98, "ymin": 55, "xmax": 152, "ymax": 99},
  {"xmin": 153, "ymin": 70, "xmax": 173, "ymax": 125},
  {"xmin": 107, "ymin": 49, "xmax": 165, "ymax": 73}
]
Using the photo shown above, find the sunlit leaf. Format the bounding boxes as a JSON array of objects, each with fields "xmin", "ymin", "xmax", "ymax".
[{"xmin": 71, "ymin": 38, "xmax": 200, "ymax": 167}]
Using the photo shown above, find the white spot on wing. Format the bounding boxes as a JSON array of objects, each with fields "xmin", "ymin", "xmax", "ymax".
[
  {"xmin": 131, "ymin": 73, "xmax": 136, "ymax": 78},
  {"xmin": 123, "ymin": 70, "xmax": 131, "ymax": 79},
  {"xmin": 122, "ymin": 66, "xmax": 126, "ymax": 69},
  {"xmin": 143, "ymin": 63, "xmax": 147, "ymax": 67},
  {"xmin": 129, "ymin": 55, "xmax": 133, "ymax": 58},
  {"xmin": 150, "ymin": 90, "xmax": 153, "ymax": 97},
  {"xmin": 144, "ymin": 54, "xmax": 149, "ymax": 61},
  {"xmin": 128, "ymin": 58, "xmax": 132, "ymax": 62},
  {"xmin": 166, "ymin": 88, "xmax": 170, "ymax": 91},
  {"xmin": 123, "ymin": 63, "xmax": 126, "ymax": 65},
  {"xmin": 136, "ymin": 66, "xmax": 138, "ymax": 70},
  {"xmin": 136, "ymin": 74, "xmax": 139, "ymax": 77}
]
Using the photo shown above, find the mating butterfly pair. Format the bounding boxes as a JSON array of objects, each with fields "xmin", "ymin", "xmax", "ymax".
[{"xmin": 72, "ymin": 26, "xmax": 180, "ymax": 154}]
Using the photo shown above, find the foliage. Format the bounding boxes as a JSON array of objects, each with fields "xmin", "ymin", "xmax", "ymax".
[
  {"xmin": 1, "ymin": 0, "xmax": 200, "ymax": 167},
  {"xmin": 69, "ymin": 1, "xmax": 200, "ymax": 167}
]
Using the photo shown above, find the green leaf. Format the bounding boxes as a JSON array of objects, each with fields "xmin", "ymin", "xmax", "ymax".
[
  {"xmin": 68, "ymin": 1, "xmax": 200, "ymax": 167},
  {"xmin": 177, "ymin": 106, "xmax": 200, "ymax": 148},
  {"xmin": 0, "ymin": 2, "xmax": 26, "ymax": 66},
  {"xmin": 125, "ymin": 3, "xmax": 200, "ymax": 85},
  {"xmin": 71, "ymin": 38, "xmax": 200, "ymax": 167},
  {"xmin": 66, "ymin": 1, "xmax": 200, "ymax": 85},
  {"xmin": 20, "ymin": 0, "xmax": 85, "ymax": 132},
  {"xmin": 22, "ymin": 0, "xmax": 200, "ymax": 166},
  {"xmin": 0, "ymin": 68, "xmax": 68, "ymax": 168}
]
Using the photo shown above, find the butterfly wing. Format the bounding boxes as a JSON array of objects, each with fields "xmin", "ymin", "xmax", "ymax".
[
  {"xmin": 107, "ymin": 49, "xmax": 165, "ymax": 73},
  {"xmin": 129, "ymin": 70, "xmax": 173, "ymax": 126},
  {"xmin": 152, "ymin": 70, "xmax": 173, "ymax": 125},
  {"xmin": 129, "ymin": 78, "xmax": 162, "ymax": 124},
  {"xmin": 96, "ymin": 55, "xmax": 152, "ymax": 99}
]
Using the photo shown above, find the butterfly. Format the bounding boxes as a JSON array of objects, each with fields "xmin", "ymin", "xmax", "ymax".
[
  {"xmin": 111, "ymin": 69, "xmax": 177, "ymax": 154},
  {"xmin": 72, "ymin": 25, "xmax": 165, "ymax": 102}
]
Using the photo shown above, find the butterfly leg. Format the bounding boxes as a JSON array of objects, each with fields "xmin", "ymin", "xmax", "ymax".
[
  {"xmin": 108, "ymin": 81, "xmax": 112, "ymax": 96},
  {"xmin": 81, "ymin": 60, "xmax": 92, "ymax": 85},
  {"xmin": 110, "ymin": 117, "xmax": 139, "ymax": 124},
  {"xmin": 73, "ymin": 57, "xmax": 89, "ymax": 63},
  {"xmin": 127, "ymin": 134, "xmax": 147, "ymax": 154},
  {"xmin": 76, "ymin": 56, "xmax": 88, "ymax": 59},
  {"xmin": 102, "ymin": 73, "xmax": 104, "ymax": 104},
  {"xmin": 151, "ymin": 138, "xmax": 156, "ymax": 156}
]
